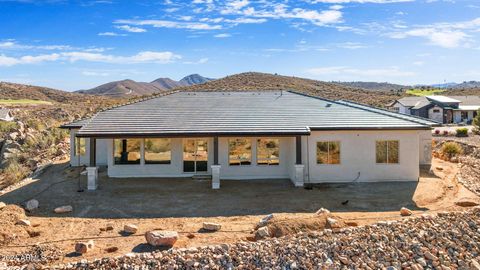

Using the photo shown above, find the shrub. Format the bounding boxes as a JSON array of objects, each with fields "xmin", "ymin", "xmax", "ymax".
[
  {"xmin": 441, "ymin": 142, "xmax": 463, "ymax": 159},
  {"xmin": 434, "ymin": 129, "xmax": 440, "ymax": 135},
  {"xmin": 443, "ymin": 130, "xmax": 449, "ymax": 136},
  {"xmin": 2, "ymin": 157, "xmax": 30, "ymax": 186},
  {"xmin": 474, "ymin": 109, "xmax": 480, "ymax": 135},
  {"xmin": 456, "ymin": 128, "xmax": 469, "ymax": 137},
  {"xmin": 0, "ymin": 121, "xmax": 18, "ymax": 134}
]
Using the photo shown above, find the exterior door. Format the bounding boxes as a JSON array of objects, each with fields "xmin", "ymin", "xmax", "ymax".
[{"xmin": 183, "ymin": 139, "xmax": 208, "ymax": 173}]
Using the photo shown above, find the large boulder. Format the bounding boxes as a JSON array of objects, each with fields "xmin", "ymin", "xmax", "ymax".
[
  {"xmin": 75, "ymin": 240, "xmax": 95, "ymax": 254},
  {"xmin": 25, "ymin": 199, "xmax": 39, "ymax": 212},
  {"xmin": 145, "ymin": 231, "xmax": 178, "ymax": 247},
  {"xmin": 54, "ymin": 205, "xmax": 73, "ymax": 214},
  {"xmin": 202, "ymin": 222, "xmax": 221, "ymax": 231}
]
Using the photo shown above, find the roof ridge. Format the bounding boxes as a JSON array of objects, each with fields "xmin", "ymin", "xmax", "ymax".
[{"xmin": 337, "ymin": 99, "xmax": 441, "ymax": 126}]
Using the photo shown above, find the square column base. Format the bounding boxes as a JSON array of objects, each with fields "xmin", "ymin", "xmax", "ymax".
[
  {"xmin": 86, "ymin": 167, "xmax": 98, "ymax": 191},
  {"xmin": 211, "ymin": 165, "xmax": 221, "ymax": 189},
  {"xmin": 292, "ymin": 164, "xmax": 305, "ymax": 187}
]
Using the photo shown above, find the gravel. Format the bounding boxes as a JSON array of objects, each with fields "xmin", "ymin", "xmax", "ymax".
[{"xmin": 15, "ymin": 208, "xmax": 478, "ymax": 269}]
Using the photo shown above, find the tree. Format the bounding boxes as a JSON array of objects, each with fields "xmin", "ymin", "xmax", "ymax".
[{"xmin": 474, "ymin": 109, "xmax": 480, "ymax": 135}]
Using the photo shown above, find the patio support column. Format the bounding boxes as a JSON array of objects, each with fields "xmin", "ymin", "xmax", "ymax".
[
  {"xmin": 293, "ymin": 136, "xmax": 305, "ymax": 187},
  {"xmin": 211, "ymin": 136, "xmax": 220, "ymax": 189},
  {"xmin": 87, "ymin": 137, "xmax": 98, "ymax": 191}
]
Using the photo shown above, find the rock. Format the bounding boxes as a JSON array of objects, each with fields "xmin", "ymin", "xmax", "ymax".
[
  {"xmin": 315, "ymin": 208, "xmax": 330, "ymax": 215},
  {"xmin": 203, "ymin": 222, "xmax": 222, "ymax": 231},
  {"xmin": 471, "ymin": 259, "xmax": 480, "ymax": 270},
  {"xmin": 16, "ymin": 219, "xmax": 31, "ymax": 226},
  {"xmin": 25, "ymin": 199, "xmax": 39, "ymax": 212},
  {"xmin": 436, "ymin": 166, "xmax": 444, "ymax": 171},
  {"xmin": 0, "ymin": 202, "xmax": 6, "ymax": 210},
  {"xmin": 424, "ymin": 251, "xmax": 438, "ymax": 261},
  {"xmin": 338, "ymin": 255, "xmax": 349, "ymax": 265},
  {"xmin": 56, "ymin": 148, "xmax": 67, "ymax": 156},
  {"xmin": 123, "ymin": 224, "xmax": 138, "ymax": 234},
  {"xmin": 106, "ymin": 224, "xmax": 114, "ymax": 231},
  {"xmin": 105, "ymin": 246, "xmax": 119, "ymax": 253},
  {"xmin": 54, "ymin": 205, "xmax": 73, "ymax": 214},
  {"xmin": 455, "ymin": 198, "xmax": 479, "ymax": 207},
  {"xmin": 255, "ymin": 226, "xmax": 270, "ymax": 239},
  {"xmin": 327, "ymin": 218, "xmax": 338, "ymax": 226},
  {"xmin": 145, "ymin": 231, "xmax": 178, "ymax": 247},
  {"xmin": 75, "ymin": 240, "xmax": 95, "ymax": 254},
  {"xmin": 258, "ymin": 214, "xmax": 274, "ymax": 227},
  {"xmin": 400, "ymin": 207, "xmax": 413, "ymax": 216}
]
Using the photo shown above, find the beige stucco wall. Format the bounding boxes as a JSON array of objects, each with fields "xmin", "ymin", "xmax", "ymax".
[{"xmin": 304, "ymin": 130, "xmax": 421, "ymax": 183}]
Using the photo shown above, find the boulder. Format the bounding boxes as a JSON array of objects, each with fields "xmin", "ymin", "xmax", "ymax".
[
  {"xmin": 258, "ymin": 214, "xmax": 274, "ymax": 227},
  {"xmin": 124, "ymin": 224, "xmax": 138, "ymax": 234},
  {"xmin": 203, "ymin": 222, "xmax": 222, "ymax": 231},
  {"xmin": 255, "ymin": 226, "xmax": 270, "ymax": 239},
  {"xmin": 455, "ymin": 198, "xmax": 479, "ymax": 207},
  {"xmin": 16, "ymin": 219, "xmax": 31, "ymax": 226},
  {"xmin": 25, "ymin": 199, "xmax": 39, "ymax": 212},
  {"xmin": 54, "ymin": 205, "xmax": 73, "ymax": 214},
  {"xmin": 315, "ymin": 208, "xmax": 330, "ymax": 215},
  {"xmin": 75, "ymin": 240, "xmax": 95, "ymax": 254},
  {"xmin": 400, "ymin": 207, "xmax": 413, "ymax": 216},
  {"xmin": 0, "ymin": 202, "xmax": 6, "ymax": 210},
  {"xmin": 145, "ymin": 230, "xmax": 178, "ymax": 247}
]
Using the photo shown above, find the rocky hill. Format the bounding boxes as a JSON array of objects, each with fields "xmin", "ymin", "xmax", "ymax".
[
  {"xmin": 335, "ymin": 81, "xmax": 409, "ymax": 92},
  {"xmin": 77, "ymin": 74, "xmax": 213, "ymax": 98},
  {"xmin": 172, "ymin": 72, "xmax": 403, "ymax": 107}
]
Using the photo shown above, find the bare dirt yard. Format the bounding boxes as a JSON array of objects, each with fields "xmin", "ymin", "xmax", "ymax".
[{"xmin": 0, "ymin": 157, "xmax": 478, "ymax": 267}]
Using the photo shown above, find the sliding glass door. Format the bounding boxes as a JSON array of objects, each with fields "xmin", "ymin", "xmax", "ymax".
[{"xmin": 183, "ymin": 139, "xmax": 208, "ymax": 173}]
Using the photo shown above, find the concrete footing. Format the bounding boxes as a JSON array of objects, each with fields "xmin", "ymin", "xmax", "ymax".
[
  {"xmin": 293, "ymin": 164, "xmax": 305, "ymax": 187},
  {"xmin": 87, "ymin": 167, "xmax": 98, "ymax": 190},
  {"xmin": 211, "ymin": 165, "xmax": 221, "ymax": 189}
]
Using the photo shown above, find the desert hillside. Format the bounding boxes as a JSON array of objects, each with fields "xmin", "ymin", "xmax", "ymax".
[{"xmin": 173, "ymin": 72, "xmax": 403, "ymax": 107}]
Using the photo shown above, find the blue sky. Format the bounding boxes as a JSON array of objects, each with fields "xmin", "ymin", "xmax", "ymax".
[{"xmin": 0, "ymin": 0, "xmax": 479, "ymax": 91}]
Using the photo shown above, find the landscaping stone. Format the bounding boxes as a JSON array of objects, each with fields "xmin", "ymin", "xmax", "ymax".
[
  {"xmin": 455, "ymin": 198, "xmax": 479, "ymax": 207},
  {"xmin": 202, "ymin": 222, "xmax": 221, "ymax": 231},
  {"xmin": 258, "ymin": 214, "xmax": 274, "ymax": 227},
  {"xmin": 0, "ymin": 202, "xmax": 6, "ymax": 210},
  {"xmin": 400, "ymin": 207, "xmax": 413, "ymax": 216},
  {"xmin": 54, "ymin": 205, "xmax": 73, "ymax": 214},
  {"xmin": 75, "ymin": 240, "xmax": 95, "ymax": 254},
  {"xmin": 25, "ymin": 199, "xmax": 39, "ymax": 212},
  {"xmin": 255, "ymin": 226, "xmax": 270, "ymax": 239},
  {"xmin": 145, "ymin": 231, "xmax": 178, "ymax": 247},
  {"xmin": 16, "ymin": 219, "xmax": 31, "ymax": 226},
  {"xmin": 315, "ymin": 207, "xmax": 330, "ymax": 215},
  {"xmin": 123, "ymin": 224, "xmax": 138, "ymax": 234}
]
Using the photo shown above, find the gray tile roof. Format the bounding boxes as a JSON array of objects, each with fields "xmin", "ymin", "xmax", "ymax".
[
  {"xmin": 75, "ymin": 91, "xmax": 435, "ymax": 137},
  {"xmin": 60, "ymin": 118, "xmax": 92, "ymax": 129}
]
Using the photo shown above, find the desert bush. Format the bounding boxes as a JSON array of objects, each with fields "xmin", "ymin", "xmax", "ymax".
[
  {"xmin": 2, "ymin": 157, "xmax": 30, "ymax": 186},
  {"xmin": 441, "ymin": 142, "xmax": 463, "ymax": 159},
  {"xmin": 443, "ymin": 130, "xmax": 449, "ymax": 136},
  {"xmin": 434, "ymin": 129, "xmax": 440, "ymax": 135},
  {"xmin": 456, "ymin": 128, "xmax": 469, "ymax": 137},
  {"xmin": 474, "ymin": 109, "xmax": 480, "ymax": 135},
  {"xmin": 0, "ymin": 121, "xmax": 18, "ymax": 134}
]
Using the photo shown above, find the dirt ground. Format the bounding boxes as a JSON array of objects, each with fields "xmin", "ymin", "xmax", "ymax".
[{"xmin": 0, "ymin": 157, "xmax": 478, "ymax": 265}]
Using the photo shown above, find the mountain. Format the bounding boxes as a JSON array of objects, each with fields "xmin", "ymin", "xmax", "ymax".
[
  {"xmin": 77, "ymin": 74, "xmax": 213, "ymax": 98},
  {"xmin": 170, "ymin": 72, "xmax": 403, "ymax": 107},
  {"xmin": 449, "ymin": 81, "xmax": 480, "ymax": 89},
  {"xmin": 334, "ymin": 81, "xmax": 409, "ymax": 92}
]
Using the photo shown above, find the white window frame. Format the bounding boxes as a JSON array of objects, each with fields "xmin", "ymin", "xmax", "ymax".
[
  {"xmin": 375, "ymin": 140, "xmax": 400, "ymax": 164},
  {"xmin": 256, "ymin": 138, "xmax": 280, "ymax": 166},
  {"xmin": 316, "ymin": 141, "xmax": 341, "ymax": 165},
  {"xmin": 228, "ymin": 138, "xmax": 252, "ymax": 166},
  {"xmin": 144, "ymin": 138, "xmax": 172, "ymax": 165}
]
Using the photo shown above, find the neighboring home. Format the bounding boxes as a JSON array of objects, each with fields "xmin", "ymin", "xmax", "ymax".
[
  {"xmin": 61, "ymin": 91, "xmax": 438, "ymax": 191},
  {"xmin": 389, "ymin": 95, "xmax": 480, "ymax": 124},
  {"xmin": 0, "ymin": 108, "xmax": 14, "ymax": 122}
]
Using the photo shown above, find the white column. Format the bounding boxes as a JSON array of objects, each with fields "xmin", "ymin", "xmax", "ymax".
[
  {"xmin": 293, "ymin": 164, "xmax": 305, "ymax": 187},
  {"xmin": 87, "ymin": 167, "xmax": 98, "ymax": 190},
  {"xmin": 211, "ymin": 165, "xmax": 221, "ymax": 189}
]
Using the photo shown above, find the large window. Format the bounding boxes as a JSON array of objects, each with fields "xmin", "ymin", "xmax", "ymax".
[
  {"xmin": 229, "ymin": 138, "xmax": 252, "ymax": 166},
  {"xmin": 257, "ymin": 139, "xmax": 279, "ymax": 165},
  {"xmin": 145, "ymin": 138, "xmax": 171, "ymax": 164},
  {"xmin": 376, "ymin": 140, "xmax": 399, "ymax": 164},
  {"xmin": 316, "ymin": 141, "xmax": 340, "ymax": 164},
  {"xmin": 114, "ymin": 139, "xmax": 141, "ymax": 164},
  {"xmin": 75, "ymin": 137, "xmax": 86, "ymax": 156}
]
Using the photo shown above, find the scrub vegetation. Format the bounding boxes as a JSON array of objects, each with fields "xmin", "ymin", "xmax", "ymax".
[{"xmin": 406, "ymin": 88, "xmax": 446, "ymax": 96}]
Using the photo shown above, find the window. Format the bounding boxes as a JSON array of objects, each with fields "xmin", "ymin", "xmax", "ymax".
[
  {"xmin": 114, "ymin": 139, "xmax": 141, "ymax": 164},
  {"xmin": 257, "ymin": 139, "xmax": 279, "ymax": 165},
  {"xmin": 145, "ymin": 138, "xmax": 171, "ymax": 164},
  {"xmin": 229, "ymin": 138, "xmax": 252, "ymax": 166},
  {"xmin": 433, "ymin": 109, "xmax": 440, "ymax": 113},
  {"xmin": 316, "ymin": 141, "xmax": 340, "ymax": 164},
  {"xmin": 391, "ymin": 107, "xmax": 399, "ymax": 113},
  {"xmin": 75, "ymin": 137, "xmax": 86, "ymax": 156},
  {"xmin": 376, "ymin": 140, "xmax": 399, "ymax": 164}
]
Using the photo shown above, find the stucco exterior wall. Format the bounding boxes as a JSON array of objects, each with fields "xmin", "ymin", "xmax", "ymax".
[
  {"xmin": 428, "ymin": 106, "xmax": 443, "ymax": 123},
  {"xmin": 418, "ymin": 129, "xmax": 432, "ymax": 166},
  {"xmin": 305, "ymin": 130, "xmax": 420, "ymax": 183},
  {"xmin": 69, "ymin": 129, "xmax": 108, "ymax": 167}
]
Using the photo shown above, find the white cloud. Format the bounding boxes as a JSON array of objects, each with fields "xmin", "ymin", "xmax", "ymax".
[
  {"xmin": 82, "ymin": 71, "xmax": 110, "ymax": 76},
  {"xmin": 0, "ymin": 40, "xmax": 73, "ymax": 50},
  {"xmin": 98, "ymin": 32, "xmax": 127, "ymax": 36},
  {"xmin": 0, "ymin": 51, "xmax": 181, "ymax": 66},
  {"xmin": 114, "ymin": 19, "xmax": 222, "ymax": 30},
  {"xmin": 183, "ymin": 57, "xmax": 209, "ymax": 64},
  {"xmin": 413, "ymin": 61, "xmax": 424, "ymax": 66},
  {"xmin": 115, "ymin": 25, "xmax": 147, "ymax": 33},
  {"xmin": 336, "ymin": 42, "xmax": 368, "ymax": 49},
  {"xmin": 311, "ymin": 0, "xmax": 413, "ymax": 3},
  {"xmin": 307, "ymin": 66, "xmax": 415, "ymax": 77},
  {"xmin": 214, "ymin": 33, "xmax": 232, "ymax": 38}
]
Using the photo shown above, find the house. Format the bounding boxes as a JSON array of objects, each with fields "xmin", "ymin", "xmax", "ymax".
[
  {"xmin": 389, "ymin": 95, "xmax": 480, "ymax": 124},
  {"xmin": 61, "ymin": 91, "xmax": 439, "ymax": 190},
  {"xmin": 0, "ymin": 108, "xmax": 14, "ymax": 122}
]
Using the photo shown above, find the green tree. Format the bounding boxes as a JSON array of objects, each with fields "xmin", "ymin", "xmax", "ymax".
[{"xmin": 474, "ymin": 109, "xmax": 480, "ymax": 135}]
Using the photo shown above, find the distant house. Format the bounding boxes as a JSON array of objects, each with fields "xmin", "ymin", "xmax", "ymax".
[
  {"xmin": 61, "ymin": 91, "xmax": 438, "ymax": 191},
  {"xmin": 388, "ymin": 96, "xmax": 480, "ymax": 124},
  {"xmin": 0, "ymin": 108, "xmax": 14, "ymax": 122}
]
